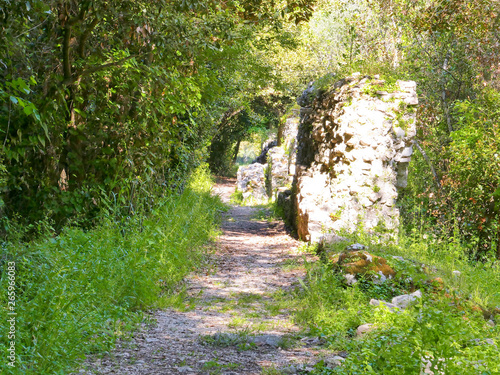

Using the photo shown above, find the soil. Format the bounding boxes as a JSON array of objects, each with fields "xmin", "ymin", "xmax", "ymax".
[{"xmin": 77, "ymin": 177, "xmax": 335, "ymax": 375}]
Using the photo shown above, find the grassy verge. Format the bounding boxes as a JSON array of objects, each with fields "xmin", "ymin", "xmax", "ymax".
[
  {"xmin": 279, "ymin": 232, "xmax": 500, "ymax": 374},
  {"xmin": 0, "ymin": 165, "xmax": 225, "ymax": 374}
]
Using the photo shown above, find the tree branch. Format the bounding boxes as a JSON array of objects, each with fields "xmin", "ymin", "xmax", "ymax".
[
  {"xmin": 217, "ymin": 107, "xmax": 244, "ymax": 132},
  {"xmin": 66, "ymin": 2, "xmax": 88, "ymax": 26},
  {"xmin": 440, "ymin": 51, "xmax": 454, "ymax": 133},
  {"xmin": 14, "ymin": 18, "xmax": 49, "ymax": 38},
  {"xmin": 414, "ymin": 140, "xmax": 442, "ymax": 191},
  {"xmin": 78, "ymin": 18, "xmax": 99, "ymax": 58},
  {"xmin": 63, "ymin": 25, "xmax": 72, "ymax": 80},
  {"xmin": 61, "ymin": 54, "xmax": 144, "ymax": 86}
]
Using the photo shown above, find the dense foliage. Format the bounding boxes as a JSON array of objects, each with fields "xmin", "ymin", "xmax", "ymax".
[
  {"xmin": 208, "ymin": 94, "xmax": 292, "ymax": 175},
  {"xmin": 391, "ymin": 0, "xmax": 500, "ymax": 259},
  {"xmin": 0, "ymin": 166, "xmax": 224, "ymax": 374},
  {"xmin": 0, "ymin": 0, "xmax": 313, "ymax": 232},
  {"xmin": 1, "ymin": 0, "xmax": 500, "ymax": 373},
  {"xmin": 1, "ymin": 1, "xmax": 498, "ymax": 247},
  {"xmin": 269, "ymin": 0, "xmax": 500, "ymax": 259}
]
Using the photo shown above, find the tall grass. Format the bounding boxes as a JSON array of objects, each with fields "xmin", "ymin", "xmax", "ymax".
[
  {"xmin": 0, "ymin": 165, "xmax": 225, "ymax": 374},
  {"xmin": 291, "ymin": 229, "xmax": 500, "ymax": 374}
]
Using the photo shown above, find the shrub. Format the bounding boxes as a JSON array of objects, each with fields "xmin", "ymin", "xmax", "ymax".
[{"xmin": 0, "ymin": 165, "xmax": 225, "ymax": 374}]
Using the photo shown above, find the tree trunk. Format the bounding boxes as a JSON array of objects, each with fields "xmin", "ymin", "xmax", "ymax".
[
  {"xmin": 414, "ymin": 140, "xmax": 441, "ymax": 191},
  {"xmin": 233, "ymin": 139, "xmax": 242, "ymax": 163},
  {"xmin": 440, "ymin": 51, "xmax": 454, "ymax": 133}
]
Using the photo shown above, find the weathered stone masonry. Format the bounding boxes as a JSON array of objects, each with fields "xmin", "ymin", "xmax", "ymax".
[
  {"xmin": 236, "ymin": 114, "xmax": 299, "ymax": 204},
  {"xmin": 289, "ymin": 74, "xmax": 418, "ymax": 242}
]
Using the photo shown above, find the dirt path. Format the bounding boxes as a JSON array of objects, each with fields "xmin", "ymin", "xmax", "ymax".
[{"xmin": 79, "ymin": 178, "xmax": 329, "ymax": 375}]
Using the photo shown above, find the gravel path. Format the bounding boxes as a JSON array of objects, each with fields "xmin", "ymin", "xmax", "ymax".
[{"xmin": 78, "ymin": 178, "xmax": 329, "ymax": 375}]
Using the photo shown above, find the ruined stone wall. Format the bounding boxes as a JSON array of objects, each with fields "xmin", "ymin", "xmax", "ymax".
[
  {"xmin": 281, "ymin": 113, "xmax": 299, "ymax": 177},
  {"xmin": 236, "ymin": 163, "xmax": 267, "ymax": 204},
  {"xmin": 292, "ymin": 74, "xmax": 418, "ymax": 242},
  {"xmin": 237, "ymin": 113, "xmax": 299, "ymax": 203}
]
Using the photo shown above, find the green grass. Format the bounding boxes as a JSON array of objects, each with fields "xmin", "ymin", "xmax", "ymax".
[
  {"xmin": 230, "ymin": 189, "xmax": 244, "ymax": 205},
  {"xmin": 201, "ymin": 358, "xmax": 241, "ymax": 375},
  {"xmin": 278, "ymin": 258, "xmax": 302, "ymax": 271},
  {"xmin": 233, "ymin": 292, "xmax": 263, "ymax": 305},
  {"xmin": 227, "ymin": 316, "xmax": 251, "ymax": 329},
  {"xmin": 287, "ymin": 230, "xmax": 500, "ymax": 374},
  {"xmin": 262, "ymin": 366, "xmax": 286, "ymax": 375},
  {"xmin": 199, "ymin": 331, "xmax": 258, "ymax": 352},
  {"xmin": 0, "ymin": 165, "xmax": 225, "ymax": 375}
]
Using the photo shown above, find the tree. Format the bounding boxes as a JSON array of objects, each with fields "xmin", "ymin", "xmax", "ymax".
[{"xmin": 0, "ymin": 0, "xmax": 314, "ymax": 231}]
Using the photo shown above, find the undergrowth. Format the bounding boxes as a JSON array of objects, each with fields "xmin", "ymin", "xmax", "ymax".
[
  {"xmin": 286, "ymin": 230, "xmax": 500, "ymax": 374},
  {"xmin": 0, "ymin": 165, "xmax": 225, "ymax": 374}
]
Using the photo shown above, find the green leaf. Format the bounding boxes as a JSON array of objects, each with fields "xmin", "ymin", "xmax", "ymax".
[
  {"xmin": 9, "ymin": 96, "xmax": 18, "ymax": 104},
  {"xmin": 41, "ymin": 122, "xmax": 48, "ymax": 137},
  {"xmin": 23, "ymin": 105, "xmax": 34, "ymax": 116},
  {"xmin": 74, "ymin": 108, "xmax": 87, "ymax": 119},
  {"xmin": 38, "ymin": 134, "xmax": 46, "ymax": 147}
]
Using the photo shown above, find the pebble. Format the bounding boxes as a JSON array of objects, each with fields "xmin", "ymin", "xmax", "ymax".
[
  {"xmin": 344, "ymin": 274, "xmax": 357, "ymax": 285},
  {"xmin": 251, "ymin": 334, "xmax": 282, "ymax": 347},
  {"xmin": 176, "ymin": 366, "xmax": 194, "ymax": 373},
  {"xmin": 324, "ymin": 355, "xmax": 346, "ymax": 368},
  {"xmin": 485, "ymin": 338, "xmax": 496, "ymax": 346}
]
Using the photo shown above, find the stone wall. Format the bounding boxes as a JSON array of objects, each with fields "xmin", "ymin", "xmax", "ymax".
[
  {"xmin": 291, "ymin": 74, "xmax": 418, "ymax": 242},
  {"xmin": 266, "ymin": 147, "xmax": 291, "ymax": 198},
  {"xmin": 236, "ymin": 163, "xmax": 268, "ymax": 204},
  {"xmin": 237, "ymin": 113, "xmax": 299, "ymax": 203},
  {"xmin": 281, "ymin": 113, "xmax": 299, "ymax": 176}
]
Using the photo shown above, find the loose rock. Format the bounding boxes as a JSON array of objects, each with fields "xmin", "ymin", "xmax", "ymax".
[
  {"xmin": 356, "ymin": 323, "xmax": 374, "ymax": 337},
  {"xmin": 346, "ymin": 243, "xmax": 366, "ymax": 251},
  {"xmin": 391, "ymin": 290, "xmax": 422, "ymax": 309},
  {"xmin": 324, "ymin": 355, "xmax": 346, "ymax": 368},
  {"xmin": 370, "ymin": 299, "xmax": 398, "ymax": 311},
  {"xmin": 330, "ymin": 250, "xmax": 396, "ymax": 280}
]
